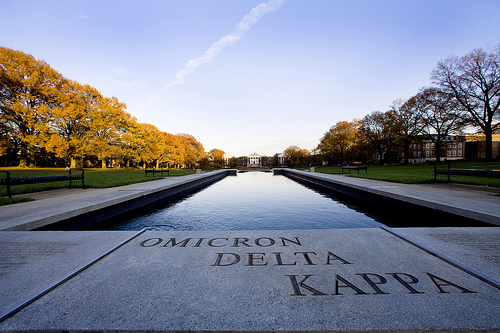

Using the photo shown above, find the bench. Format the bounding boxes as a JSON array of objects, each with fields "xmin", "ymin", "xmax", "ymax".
[
  {"xmin": 145, "ymin": 169, "xmax": 169, "ymax": 177},
  {"xmin": 0, "ymin": 169, "xmax": 85, "ymax": 198},
  {"xmin": 434, "ymin": 163, "xmax": 500, "ymax": 182},
  {"xmin": 341, "ymin": 165, "xmax": 368, "ymax": 174}
]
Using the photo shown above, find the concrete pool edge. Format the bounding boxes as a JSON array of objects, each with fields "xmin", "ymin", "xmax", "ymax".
[
  {"xmin": 1, "ymin": 169, "xmax": 500, "ymax": 331},
  {"xmin": 1, "ymin": 168, "xmax": 499, "ymax": 231},
  {"xmin": 0, "ymin": 169, "xmax": 236, "ymax": 231},
  {"xmin": 275, "ymin": 168, "xmax": 500, "ymax": 226}
]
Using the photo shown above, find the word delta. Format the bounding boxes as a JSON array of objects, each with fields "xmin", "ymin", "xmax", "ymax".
[
  {"xmin": 212, "ymin": 251, "xmax": 351, "ymax": 266},
  {"xmin": 140, "ymin": 237, "xmax": 302, "ymax": 248},
  {"xmin": 287, "ymin": 273, "xmax": 476, "ymax": 296}
]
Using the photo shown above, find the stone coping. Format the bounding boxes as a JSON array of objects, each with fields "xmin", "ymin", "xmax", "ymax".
[
  {"xmin": 0, "ymin": 228, "xmax": 499, "ymax": 331},
  {"xmin": 0, "ymin": 170, "xmax": 233, "ymax": 231},
  {"xmin": 1, "ymin": 169, "xmax": 499, "ymax": 231},
  {"xmin": 276, "ymin": 169, "xmax": 500, "ymax": 226}
]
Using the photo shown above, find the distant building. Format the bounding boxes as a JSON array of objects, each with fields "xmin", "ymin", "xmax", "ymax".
[
  {"xmin": 277, "ymin": 153, "xmax": 285, "ymax": 166},
  {"xmin": 404, "ymin": 135, "xmax": 465, "ymax": 163},
  {"xmin": 464, "ymin": 134, "xmax": 500, "ymax": 160},
  {"xmin": 247, "ymin": 152, "xmax": 262, "ymax": 168},
  {"xmin": 223, "ymin": 153, "xmax": 233, "ymax": 166}
]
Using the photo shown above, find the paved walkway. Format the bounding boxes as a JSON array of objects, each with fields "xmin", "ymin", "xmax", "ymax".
[
  {"xmin": 1, "ymin": 171, "xmax": 499, "ymax": 331},
  {"xmin": 1, "ymin": 171, "xmax": 499, "ymax": 230},
  {"xmin": 298, "ymin": 171, "xmax": 500, "ymax": 225},
  {"xmin": 10, "ymin": 178, "xmax": 500, "ymax": 204},
  {"xmin": 0, "ymin": 171, "xmax": 221, "ymax": 230}
]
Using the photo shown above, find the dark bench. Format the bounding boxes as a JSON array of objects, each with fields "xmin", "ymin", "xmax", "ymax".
[
  {"xmin": 145, "ymin": 169, "xmax": 169, "ymax": 177},
  {"xmin": 342, "ymin": 165, "xmax": 368, "ymax": 174},
  {"xmin": 434, "ymin": 163, "xmax": 500, "ymax": 182},
  {"xmin": 0, "ymin": 169, "xmax": 84, "ymax": 198}
]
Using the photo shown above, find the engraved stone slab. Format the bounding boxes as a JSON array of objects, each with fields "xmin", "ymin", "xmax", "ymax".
[
  {"xmin": 0, "ymin": 229, "xmax": 499, "ymax": 331},
  {"xmin": 395, "ymin": 227, "xmax": 500, "ymax": 282},
  {"xmin": 0, "ymin": 231, "xmax": 138, "ymax": 316}
]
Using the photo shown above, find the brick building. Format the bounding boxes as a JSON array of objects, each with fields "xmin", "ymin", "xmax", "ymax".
[
  {"xmin": 405, "ymin": 135, "xmax": 465, "ymax": 163},
  {"xmin": 464, "ymin": 134, "xmax": 500, "ymax": 160}
]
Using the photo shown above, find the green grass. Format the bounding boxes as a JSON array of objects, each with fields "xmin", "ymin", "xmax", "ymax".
[
  {"xmin": 314, "ymin": 161, "xmax": 500, "ymax": 187},
  {"xmin": 0, "ymin": 197, "xmax": 35, "ymax": 206},
  {"xmin": 0, "ymin": 167, "xmax": 196, "ymax": 199},
  {"xmin": 1, "ymin": 162, "xmax": 499, "ymax": 206}
]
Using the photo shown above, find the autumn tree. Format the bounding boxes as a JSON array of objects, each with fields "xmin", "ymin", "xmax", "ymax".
[
  {"xmin": 267, "ymin": 153, "xmax": 279, "ymax": 168},
  {"xmin": 0, "ymin": 127, "xmax": 13, "ymax": 158},
  {"xmin": 208, "ymin": 148, "xmax": 225, "ymax": 168},
  {"xmin": 318, "ymin": 121, "xmax": 358, "ymax": 165},
  {"xmin": 0, "ymin": 47, "xmax": 63, "ymax": 166},
  {"xmin": 119, "ymin": 120, "xmax": 139, "ymax": 168},
  {"xmin": 431, "ymin": 46, "xmax": 500, "ymax": 160},
  {"xmin": 176, "ymin": 133, "xmax": 205, "ymax": 168},
  {"xmin": 227, "ymin": 156, "xmax": 239, "ymax": 168},
  {"xmin": 45, "ymin": 81, "xmax": 94, "ymax": 167},
  {"xmin": 157, "ymin": 132, "xmax": 184, "ymax": 168},
  {"xmin": 130, "ymin": 123, "xmax": 163, "ymax": 168},
  {"xmin": 79, "ymin": 91, "xmax": 131, "ymax": 168},
  {"xmin": 283, "ymin": 145, "xmax": 310, "ymax": 167},
  {"xmin": 0, "ymin": 47, "xmax": 208, "ymax": 169}
]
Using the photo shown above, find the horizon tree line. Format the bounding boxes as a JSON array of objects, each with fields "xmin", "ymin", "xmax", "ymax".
[
  {"xmin": 288, "ymin": 45, "xmax": 499, "ymax": 166},
  {"xmin": 0, "ymin": 47, "xmax": 211, "ymax": 169},
  {"xmin": 2, "ymin": 46, "xmax": 498, "ymax": 169}
]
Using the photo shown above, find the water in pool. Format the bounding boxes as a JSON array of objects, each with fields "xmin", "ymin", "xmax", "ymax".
[{"xmin": 98, "ymin": 171, "xmax": 386, "ymax": 231}]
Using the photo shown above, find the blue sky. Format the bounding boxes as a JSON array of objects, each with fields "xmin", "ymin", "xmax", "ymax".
[{"xmin": 1, "ymin": 0, "xmax": 499, "ymax": 156}]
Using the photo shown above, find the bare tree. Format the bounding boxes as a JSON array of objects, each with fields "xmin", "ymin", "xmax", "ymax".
[
  {"xmin": 391, "ymin": 98, "xmax": 425, "ymax": 163},
  {"xmin": 431, "ymin": 46, "xmax": 500, "ymax": 160},
  {"xmin": 417, "ymin": 88, "xmax": 461, "ymax": 162}
]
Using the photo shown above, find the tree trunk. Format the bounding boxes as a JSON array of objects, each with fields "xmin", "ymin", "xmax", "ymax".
[
  {"xmin": 101, "ymin": 158, "xmax": 107, "ymax": 169},
  {"xmin": 435, "ymin": 139, "xmax": 442, "ymax": 163},
  {"xmin": 18, "ymin": 142, "xmax": 30, "ymax": 167},
  {"xmin": 484, "ymin": 129, "xmax": 493, "ymax": 161},
  {"xmin": 403, "ymin": 139, "xmax": 410, "ymax": 164}
]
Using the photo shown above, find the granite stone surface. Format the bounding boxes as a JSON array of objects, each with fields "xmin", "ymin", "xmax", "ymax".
[
  {"xmin": 0, "ymin": 231, "xmax": 138, "ymax": 316},
  {"xmin": 393, "ymin": 227, "xmax": 500, "ymax": 282},
  {"xmin": 0, "ymin": 228, "xmax": 498, "ymax": 331}
]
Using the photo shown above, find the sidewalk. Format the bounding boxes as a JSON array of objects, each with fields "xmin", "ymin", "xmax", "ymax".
[
  {"xmin": 1, "ymin": 171, "xmax": 499, "ymax": 230},
  {"xmin": 0, "ymin": 171, "xmax": 227, "ymax": 230},
  {"xmin": 285, "ymin": 170, "xmax": 500, "ymax": 226},
  {"xmin": 1, "ymin": 171, "xmax": 499, "ymax": 331}
]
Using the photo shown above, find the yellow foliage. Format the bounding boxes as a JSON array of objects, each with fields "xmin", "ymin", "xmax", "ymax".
[{"xmin": 1, "ymin": 47, "xmax": 207, "ymax": 167}]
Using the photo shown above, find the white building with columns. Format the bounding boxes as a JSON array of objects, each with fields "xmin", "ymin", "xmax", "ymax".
[
  {"xmin": 247, "ymin": 152, "xmax": 262, "ymax": 168},
  {"xmin": 223, "ymin": 153, "xmax": 233, "ymax": 166}
]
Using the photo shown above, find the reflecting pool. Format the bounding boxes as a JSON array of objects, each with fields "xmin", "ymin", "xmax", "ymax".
[{"xmin": 94, "ymin": 172, "xmax": 387, "ymax": 231}]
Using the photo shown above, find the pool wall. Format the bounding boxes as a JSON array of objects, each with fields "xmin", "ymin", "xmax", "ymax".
[
  {"xmin": 275, "ymin": 168, "xmax": 497, "ymax": 226},
  {"xmin": 39, "ymin": 169, "xmax": 239, "ymax": 231},
  {"xmin": 2, "ymin": 168, "xmax": 498, "ymax": 231},
  {"xmin": 3, "ymin": 170, "xmax": 236, "ymax": 231}
]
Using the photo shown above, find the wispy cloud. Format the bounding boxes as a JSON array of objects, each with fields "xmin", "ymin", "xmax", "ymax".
[
  {"xmin": 165, "ymin": 0, "xmax": 285, "ymax": 88},
  {"xmin": 75, "ymin": 12, "xmax": 86, "ymax": 19}
]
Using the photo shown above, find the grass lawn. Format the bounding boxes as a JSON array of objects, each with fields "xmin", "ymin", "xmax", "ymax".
[
  {"xmin": 0, "ymin": 168, "xmax": 195, "ymax": 205},
  {"xmin": 314, "ymin": 161, "xmax": 500, "ymax": 187},
  {"xmin": 1, "ymin": 162, "xmax": 499, "ymax": 206}
]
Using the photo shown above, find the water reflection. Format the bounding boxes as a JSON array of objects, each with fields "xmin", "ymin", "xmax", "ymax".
[{"xmin": 100, "ymin": 172, "xmax": 385, "ymax": 231}]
